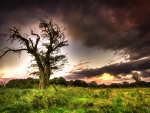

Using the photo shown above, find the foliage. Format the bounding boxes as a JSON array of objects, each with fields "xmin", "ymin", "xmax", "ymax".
[
  {"xmin": 5, "ymin": 78, "xmax": 39, "ymax": 89},
  {"xmin": 50, "ymin": 77, "xmax": 67, "ymax": 86},
  {"xmin": 89, "ymin": 81, "xmax": 98, "ymax": 88},
  {"xmin": 2, "ymin": 77, "xmax": 150, "ymax": 89},
  {"xmin": 0, "ymin": 81, "xmax": 6, "ymax": 88},
  {"xmin": 72, "ymin": 80, "xmax": 88, "ymax": 87},
  {"xmin": 0, "ymin": 86, "xmax": 150, "ymax": 113}
]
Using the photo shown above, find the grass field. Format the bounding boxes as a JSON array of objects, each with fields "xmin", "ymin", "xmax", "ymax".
[{"xmin": 0, "ymin": 86, "xmax": 150, "ymax": 113}]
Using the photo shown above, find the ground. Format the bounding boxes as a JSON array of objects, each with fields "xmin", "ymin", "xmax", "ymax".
[{"xmin": 0, "ymin": 86, "xmax": 150, "ymax": 113}]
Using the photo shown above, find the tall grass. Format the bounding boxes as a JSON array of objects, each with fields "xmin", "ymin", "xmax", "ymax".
[{"xmin": 0, "ymin": 86, "xmax": 150, "ymax": 113}]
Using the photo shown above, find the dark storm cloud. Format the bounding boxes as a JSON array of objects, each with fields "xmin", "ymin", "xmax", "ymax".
[
  {"xmin": 65, "ymin": 57, "xmax": 150, "ymax": 79},
  {"xmin": 61, "ymin": 0, "xmax": 150, "ymax": 61},
  {"xmin": 136, "ymin": 70, "xmax": 150, "ymax": 78},
  {"xmin": 1, "ymin": 0, "xmax": 150, "ymax": 60}
]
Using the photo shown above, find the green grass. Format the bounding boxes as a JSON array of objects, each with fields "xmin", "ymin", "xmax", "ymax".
[{"xmin": 0, "ymin": 86, "xmax": 150, "ymax": 113}]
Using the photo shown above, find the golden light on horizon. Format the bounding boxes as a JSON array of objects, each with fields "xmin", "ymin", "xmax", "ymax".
[{"xmin": 98, "ymin": 73, "xmax": 114, "ymax": 81}]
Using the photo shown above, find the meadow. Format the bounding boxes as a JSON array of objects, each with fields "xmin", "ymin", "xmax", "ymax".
[{"xmin": 0, "ymin": 86, "xmax": 150, "ymax": 113}]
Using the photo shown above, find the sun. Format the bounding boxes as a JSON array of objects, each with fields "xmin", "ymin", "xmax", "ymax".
[{"xmin": 98, "ymin": 73, "xmax": 114, "ymax": 81}]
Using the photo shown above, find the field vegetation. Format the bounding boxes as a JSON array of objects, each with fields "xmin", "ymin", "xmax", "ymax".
[{"xmin": 0, "ymin": 83, "xmax": 150, "ymax": 113}]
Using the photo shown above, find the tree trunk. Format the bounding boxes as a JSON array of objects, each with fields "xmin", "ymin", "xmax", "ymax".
[
  {"xmin": 45, "ymin": 76, "xmax": 50, "ymax": 88},
  {"xmin": 45, "ymin": 64, "xmax": 51, "ymax": 88},
  {"xmin": 39, "ymin": 74, "xmax": 46, "ymax": 89},
  {"xmin": 34, "ymin": 54, "xmax": 46, "ymax": 89},
  {"xmin": 39, "ymin": 71, "xmax": 50, "ymax": 89}
]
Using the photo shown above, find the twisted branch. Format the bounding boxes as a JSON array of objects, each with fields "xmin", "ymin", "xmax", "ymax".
[{"xmin": 0, "ymin": 47, "xmax": 27, "ymax": 59}]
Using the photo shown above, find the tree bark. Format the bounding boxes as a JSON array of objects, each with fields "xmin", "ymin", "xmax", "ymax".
[
  {"xmin": 45, "ymin": 75, "xmax": 49, "ymax": 88},
  {"xmin": 34, "ymin": 54, "xmax": 47, "ymax": 89},
  {"xmin": 39, "ymin": 74, "xmax": 46, "ymax": 89}
]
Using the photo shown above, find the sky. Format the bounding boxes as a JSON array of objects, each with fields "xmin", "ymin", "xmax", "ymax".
[{"xmin": 0, "ymin": 0, "xmax": 150, "ymax": 84}]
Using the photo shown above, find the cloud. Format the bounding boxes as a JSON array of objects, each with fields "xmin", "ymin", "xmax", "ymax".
[
  {"xmin": 65, "ymin": 57, "xmax": 150, "ymax": 79},
  {"xmin": 1, "ymin": 0, "xmax": 150, "ymax": 61},
  {"xmin": 1, "ymin": 0, "xmax": 150, "ymax": 81},
  {"xmin": 69, "ymin": 61, "xmax": 90, "ymax": 73},
  {"xmin": 63, "ymin": 0, "xmax": 150, "ymax": 60},
  {"xmin": 135, "ymin": 70, "xmax": 150, "ymax": 78}
]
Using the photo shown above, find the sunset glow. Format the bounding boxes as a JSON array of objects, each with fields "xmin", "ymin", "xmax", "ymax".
[{"xmin": 98, "ymin": 73, "xmax": 114, "ymax": 81}]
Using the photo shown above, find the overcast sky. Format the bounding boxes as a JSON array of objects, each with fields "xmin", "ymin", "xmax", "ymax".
[{"xmin": 0, "ymin": 0, "xmax": 150, "ymax": 84}]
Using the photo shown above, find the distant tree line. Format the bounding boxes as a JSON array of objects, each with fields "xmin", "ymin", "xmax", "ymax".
[{"xmin": 0, "ymin": 77, "xmax": 150, "ymax": 89}]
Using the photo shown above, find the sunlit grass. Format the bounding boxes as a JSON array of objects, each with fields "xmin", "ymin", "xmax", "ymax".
[{"xmin": 0, "ymin": 86, "xmax": 150, "ymax": 113}]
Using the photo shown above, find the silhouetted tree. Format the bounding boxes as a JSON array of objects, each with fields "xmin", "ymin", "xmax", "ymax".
[
  {"xmin": 89, "ymin": 81, "xmax": 98, "ymax": 88},
  {"xmin": 122, "ymin": 81, "xmax": 129, "ymax": 88},
  {"xmin": 57, "ymin": 77, "xmax": 67, "ymax": 86},
  {"xmin": 72, "ymin": 80, "xmax": 88, "ymax": 87},
  {"xmin": 139, "ymin": 81, "xmax": 147, "ymax": 87},
  {"xmin": 109, "ymin": 83, "xmax": 120, "ymax": 88},
  {"xmin": 5, "ymin": 78, "xmax": 39, "ymax": 88},
  {"xmin": 147, "ymin": 82, "xmax": 150, "ymax": 87},
  {"xmin": 132, "ymin": 75, "xmax": 141, "ymax": 83},
  {"xmin": 0, "ymin": 17, "xmax": 68, "ymax": 89},
  {"xmin": 98, "ymin": 83, "xmax": 107, "ymax": 88},
  {"xmin": 68, "ymin": 80, "xmax": 73, "ymax": 86},
  {"xmin": 50, "ymin": 77, "xmax": 67, "ymax": 86},
  {"xmin": 131, "ymin": 74, "xmax": 141, "ymax": 87},
  {"xmin": 80, "ymin": 80, "xmax": 88, "ymax": 87},
  {"xmin": 0, "ymin": 81, "xmax": 5, "ymax": 88}
]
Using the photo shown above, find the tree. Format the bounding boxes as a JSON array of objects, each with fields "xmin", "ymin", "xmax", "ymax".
[
  {"xmin": 122, "ymin": 81, "xmax": 129, "ymax": 88},
  {"xmin": 5, "ymin": 78, "xmax": 39, "ymax": 89},
  {"xmin": 72, "ymin": 80, "xmax": 88, "ymax": 87},
  {"xmin": 50, "ymin": 77, "xmax": 67, "ymax": 86},
  {"xmin": 88, "ymin": 81, "xmax": 98, "ymax": 88},
  {"xmin": 132, "ymin": 74, "xmax": 141, "ymax": 83},
  {"xmin": 0, "ymin": 17, "xmax": 69, "ymax": 89},
  {"xmin": 0, "ymin": 81, "xmax": 6, "ymax": 88}
]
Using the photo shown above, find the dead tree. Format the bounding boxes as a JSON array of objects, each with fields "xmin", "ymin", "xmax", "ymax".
[{"xmin": 0, "ymin": 18, "xmax": 69, "ymax": 89}]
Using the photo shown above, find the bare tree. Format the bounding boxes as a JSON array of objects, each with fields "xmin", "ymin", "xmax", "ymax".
[
  {"xmin": 131, "ymin": 73, "xmax": 141, "ymax": 83},
  {"xmin": 0, "ymin": 17, "xmax": 69, "ymax": 89}
]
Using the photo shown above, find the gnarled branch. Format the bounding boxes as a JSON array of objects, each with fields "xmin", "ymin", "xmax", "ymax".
[
  {"xmin": 0, "ymin": 47, "xmax": 27, "ymax": 59},
  {"xmin": 30, "ymin": 29, "xmax": 41, "ymax": 50}
]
